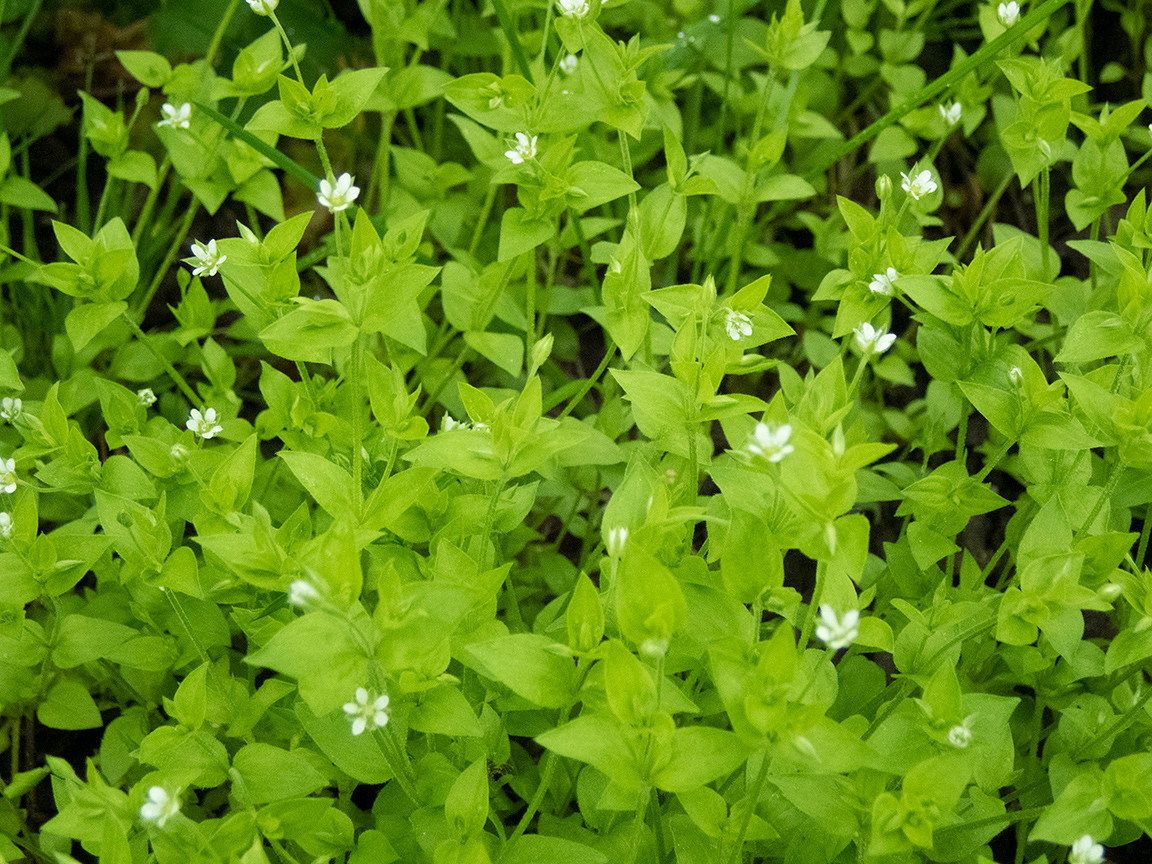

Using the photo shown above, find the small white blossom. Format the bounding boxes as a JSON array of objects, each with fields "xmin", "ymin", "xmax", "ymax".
[
  {"xmin": 186, "ymin": 407, "xmax": 223, "ymax": 439},
  {"xmin": 246, "ymin": 0, "xmax": 278, "ymax": 13},
  {"xmin": 815, "ymin": 605, "xmax": 859, "ymax": 651},
  {"xmin": 606, "ymin": 526, "xmax": 629, "ymax": 558},
  {"xmin": 288, "ymin": 579, "xmax": 321, "ymax": 608},
  {"xmin": 1008, "ymin": 366, "xmax": 1024, "ymax": 386},
  {"xmin": 189, "ymin": 239, "xmax": 226, "ymax": 277},
  {"xmin": 901, "ymin": 169, "xmax": 938, "ymax": 200},
  {"xmin": 140, "ymin": 786, "xmax": 180, "ymax": 827},
  {"xmin": 709, "ymin": 13, "xmax": 721, "ymax": 21},
  {"xmin": 1069, "ymin": 836, "xmax": 1104, "ymax": 864},
  {"xmin": 343, "ymin": 687, "xmax": 390, "ymax": 736},
  {"xmin": 505, "ymin": 132, "xmax": 537, "ymax": 165},
  {"xmin": 318, "ymin": 173, "xmax": 360, "ymax": 213},
  {"xmin": 157, "ymin": 103, "xmax": 191, "ymax": 130},
  {"xmin": 854, "ymin": 322, "xmax": 897, "ymax": 354},
  {"xmin": 137, "ymin": 388, "xmax": 157, "ymax": 407},
  {"xmin": 0, "ymin": 398, "xmax": 20, "ymax": 422},
  {"xmin": 869, "ymin": 267, "xmax": 899, "ymax": 296},
  {"xmin": 560, "ymin": 54, "xmax": 578, "ymax": 75},
  {"xmin": 0, "ymin": 458, "xmax": 16, "ymax": 494},
  {"xmin": 0, "ymin": 512, "xmax": 11, "ymax": 539},
  {"xmin": 557, "ymin": 0, "xmax": 590, "ymax": 17},
  {"xmin": 997, "ymin": 0, "xmax": 1020, "ymax": 25},
  {"xmin": 939, "ymin": 101, "xmax": 962, "ymax": 126},
  {"xmin": 724, "ymin": 309, "xmax": 754, "ymax": 341},
  {"xmin": 947, "ymin": 719, "xmax": 974, "ymax": 748},
  {"xmin": 442, "ymin": 414, "xmax": 464, "ymax": 432},
  {"xmin": 746, "ymin": 422, "xmax": 793, "ymax": 463}
]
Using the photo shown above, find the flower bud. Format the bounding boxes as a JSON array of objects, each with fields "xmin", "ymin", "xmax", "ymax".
[
  {"xmin": 876, "ymin": 175, "xmax": 892, "ymax": 201},
  {"xmin": 530, "ymin": 333, "xmax": 554, "ymax": 375}
]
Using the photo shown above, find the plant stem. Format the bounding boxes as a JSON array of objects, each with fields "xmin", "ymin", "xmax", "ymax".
[
  {"xmin": 120, "ymin": 313, "xmax": 201, "ymax": 406},
  {"xmin": 556, "ymin": 336, "xmax": 616, "ymax": 419},
  {"xmin": 1073, "ymin": 454, "xmax": 1125, "ymax": 541},
  {"xmin": 797, "ymin": 559, "xmax": 827, "ymax": 652},
  {"xmin": 725, "ymin": 751, "xmax": 769, "ymax": 864},
  {"xmin": 1032, "ymin": 166, "xmax": 1052, "ymax": 277},
  {"xmin": 133, "ymin": 198, "xmax": 199, "ymax": 320}
]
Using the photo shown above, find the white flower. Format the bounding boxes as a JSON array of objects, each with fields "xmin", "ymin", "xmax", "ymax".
[
  {"xmin": 0, "ymin": 398, "xmax": 20, "ymax": 422},
  {"xmin": 318, "ymin": 173, "xmax": 360, "ymax": 213},
  {"xmin": 854, "ymin": 322, "xmax": 897, "ymax": 354},
  {"xmin": 997, "ymin": 0, "xmax": 1020, "ymax": 25},
  {"xmin": 505, "ymin": 132, "xmax": 537, "ymax": 165},
  {"xmin": 606, "ymin": 526, "xmax": 629, "ymax": 558},
  {"xmin": 557, "ymin": 0, "xmax": 590, "ymax": 17},
  {"xmin": 724, "ymin": 309, "xmax": 754, "ymax": 341},
  {"xmin": 288, "ymin": 579, "xmax": 320, "ymax": 608},
  {"xmin": 1069, "ymin": 836, "xmax": 1104, "ymax": 864},
  {"xmin": 900, "ymin": 169, "xmax": 938, "ymax": 200},
  {"xmin": 0, "ymin": 458, "xmax": 16, "ymax": 494},
  {"xmin": 815, "ymin": 605, "xmax": 859, "ymax": 651},
  {"xmin": 746, "ymin": 422, "xmax": 793, "ymax": 463},
  {"xmin": 189, "ymin": 239, "xmax": 226, "ymax": 277},
  {"xmin": 140, "ymin": 786, "xmax": 180, "ymax": 827},
  {"xmin": 186, "ymin": 407, "xmax": 223, "ymax": 439},
  {"xmin": 709, "ymin": 13, "xmax": 721, "ymax": 21},
  {"xmin": 442, "ymin": 414, "xmax": 465, "ymax": 432},
  {"xmin": 137, "ymin": 388, "xmax": 157, "ymax": 407},
  {"xmin": 868, "ymin": 267, "xmax": 899, "ymax": 296},
  {"xmin": 939, "ymin": 101, "xmax": 962, "ymax": 126},
  {"xmin": 560, "ymin": 54, "xmax": 578, "ymax": 75},
  {"xmin": 157, "ymin": 103, "xmax": 191, "ymax": 129},
  {"xmin": 0, "ymin": 512, "xmax": 11, "ymax": 539},
  {"xmin": 343, "ymin": 687, "xmax": 390, "ymax": 736},
  {"xmin": 947, "ymin": 719, "xmax": 974, "ymax": 748},
  {"xmin": 1008, "ymin": 366, "xmax": 1024, "ymax": 386},
  {"xmin": 246, "ymin": 0, "xmax": 278, "ymax": 13}
]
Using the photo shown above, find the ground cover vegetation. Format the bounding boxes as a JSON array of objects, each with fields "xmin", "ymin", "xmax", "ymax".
[{"xmin": 0, "ymin": 0, "xmax": 1149, "ymax": 861}]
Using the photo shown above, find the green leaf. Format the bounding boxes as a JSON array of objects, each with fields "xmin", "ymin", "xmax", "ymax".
[
  {"xmin": 409, "ymin": 685, "xmax": 484, "ymax": 737},
  {"xmin": 295, "ymin": 700, "xmax": 391, "ymax": 785},
  {"xmin": 501, "ymin": 835, "xmax": 609, "ymax": 864},
  {"xmin": 106, "ymin": 149, "xmax": 159, "ymax": 190},
  {"xmin": 756, "ymin": 173, "xmax": 816, "ymax": 202},
  {"xmin": 567, "ymin": 160, "xmax": 641, "ymax": 213},
  {"xmin": 277, "ymin": 450, "xmax": 354, "ymax": 519},
  {"xmin": 536, "ymin": 715, "xmax": 641, "ymax": 790},
  {"xmin": 463, "ymin": 331, "xmax": 523, "ymax": 376},
  {"xmin": 498, "ymin": 208, "xmax": 555, "ymax": 261},
  {"xmin": 651, "ymin": 727, "xmax": 748, "ymax": 792},
  {"xmin": 322, "ymin": 67, "xmax": 389, "ymax": 128},
  {"xmin": 1029, "ymin": 770, "xmax": 1111, "ymax": 844},
  {"xmin": 115, "ymin": 51, "xmax": 172, "ymax": 87},
  {"xmin": 52, "ymin": 614, "xmax": 136, "ymax": 668},
  {"xmin": 246, "ymin": 612, "xmax": 368, "ymax": 716},
  {"xmin": 37, "ymin": 678, "xmax": 102, "ymax": 730},
  {"xmin": 462, "ymin": 633, "xmax": 575, "ymax": 708},
  {"xmin": 65, "ymin": 301, "xmax": 127, "ymax": 353},
  {"xmin": 232, "ymin": 742, "xmax": 327, "ymax": 804},
  {"xmin": 0, "ymin": 176, "xmax": 56, "ymax": 211},
  {"xmin": 445, "ymin": 759, "xmax": 488, "ymax": 840},
  {"xmin": 259, "ymin": 299, "xmax": 358, "ymax": 364}
]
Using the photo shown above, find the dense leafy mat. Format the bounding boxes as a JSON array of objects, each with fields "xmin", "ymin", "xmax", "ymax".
[{"xmin": 0, "ymin": 0, "xmax": 1150, "ymax": 862}]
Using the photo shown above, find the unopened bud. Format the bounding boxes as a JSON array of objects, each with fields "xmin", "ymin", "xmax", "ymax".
[
  {"xmin": 530, "ymin": 333, "xmax": 554, "ymax": 375},
  {"xmin": 876, "ymin": 175, "xmax": 892, "ymax": 201},
  {"xmin": 1098, "ymin": 583, "xmax": 1122, "ymax": 602}
]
